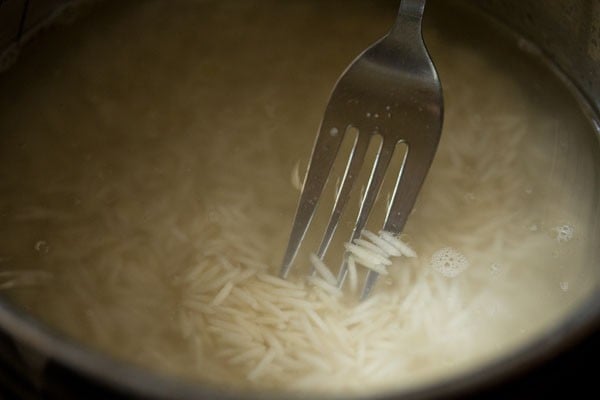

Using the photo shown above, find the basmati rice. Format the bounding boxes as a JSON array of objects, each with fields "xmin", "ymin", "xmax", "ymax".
[{"xmin": 0, "ymin": 0, "xmax": 595, "ymax": 396}]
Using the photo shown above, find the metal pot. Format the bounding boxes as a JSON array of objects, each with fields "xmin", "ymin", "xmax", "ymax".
[{"xmin": 0, "ymin": 0, "xmax": 598, "ymax": 398}]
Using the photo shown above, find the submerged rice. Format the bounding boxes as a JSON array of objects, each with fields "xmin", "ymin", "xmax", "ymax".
[{"xmin": 0, "ymin": 0, "xmax": 596, "ymax": 395}]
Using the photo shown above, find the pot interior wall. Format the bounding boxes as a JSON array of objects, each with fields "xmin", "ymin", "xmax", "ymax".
[{"xmin": 0, "ymin": 0, "xmax": 597, "ymax": 399}]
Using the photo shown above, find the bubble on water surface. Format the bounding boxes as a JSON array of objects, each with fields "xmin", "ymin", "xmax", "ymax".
[{"xmin": 430, "ymin": 247, "xmax": 469, "ymax": 278}]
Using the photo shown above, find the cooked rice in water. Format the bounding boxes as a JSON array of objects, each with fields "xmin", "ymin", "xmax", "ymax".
[{"xmin": 0, "ymin": 0, "xmax": 597, "ymax": 395}]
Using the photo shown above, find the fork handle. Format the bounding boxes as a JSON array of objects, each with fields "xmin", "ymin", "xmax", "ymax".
[
  {"xmin": 398, "ymin": 0, "xmax": 426, "ymax": 19},
  {"xmin": 391, "ymin": 0, "xmax": 426, "ymax": 40}
]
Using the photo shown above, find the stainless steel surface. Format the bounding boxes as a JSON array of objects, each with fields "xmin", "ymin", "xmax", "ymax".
[
  {"xmin": 279, "ymin": 0, "xmax": 443, "ymax": 298},
  {"xmin": 0, "ymin": 1, "xmax": 597, "ymax": 399},
  {"xmin": 480, "ymin": 0, "xmax": 600, "ymax": 115},
  {"xmin": 0, "ymin": 0, "xmax": 93, "ymax": 73}
]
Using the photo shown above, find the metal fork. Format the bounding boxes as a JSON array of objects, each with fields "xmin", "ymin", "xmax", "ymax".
[{"xmin": 280, "ymin": 0, "xmax": 443, "ymax": 299}]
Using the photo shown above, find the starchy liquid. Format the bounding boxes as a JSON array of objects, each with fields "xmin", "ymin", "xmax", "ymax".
[{"xmin": 0, "ymin": 0, "xmax": 597, "ymax": 394}]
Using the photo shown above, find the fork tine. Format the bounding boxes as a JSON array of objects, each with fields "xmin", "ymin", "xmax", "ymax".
[
  {"xmin": 279, "ymin": 121, "xmax": 346, "ymax": 279},
  {"xmin": 383, "ymin": 142, "xmax": 436, "ymax": 234},
  {"xmin": 337, "ymin": 139, "xmax": 395, "ymax": 286},
  {"xmin": 360, "ymin": 142, "xmax": 437, "ymax": 299},
  {"xmin": 361, "ymin": 270, "xmax": 380, "ymax": 301},
  {"xmin": 314, "ymin": 132, "xmax": 370, "ymax": 260}
]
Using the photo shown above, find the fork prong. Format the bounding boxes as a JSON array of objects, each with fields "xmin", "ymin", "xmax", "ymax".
[
  {"xmin": 337, "ymin": 140, "xmax": 395, "ymax": 286},
  {"xmin": 279, "ymin": 121, "xmax": 346, "ymax": 279},
  {"xmin": 360, "ymin": 142, "xmax": 437, "ymax": 299},
  {"xmin": 314, "ymin": 133, "xmax": 370, "ymax": 261}
]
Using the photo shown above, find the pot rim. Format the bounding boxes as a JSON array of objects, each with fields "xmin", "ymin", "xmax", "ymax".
[
  {"xmin": 0, "ymin": 1, "xmax": 598, "ymax": 399},
  {"xmin": 0, "ymin": 288, "xmax": 598, "ymax": 400}
]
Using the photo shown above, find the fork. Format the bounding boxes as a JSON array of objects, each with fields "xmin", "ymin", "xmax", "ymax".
[{"xmin": 280, "ymin": 0, "xmax": 443, "ymax": 299}]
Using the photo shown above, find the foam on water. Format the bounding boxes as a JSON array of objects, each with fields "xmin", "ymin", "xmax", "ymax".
[
  {"xmin": 554, "ymin": 224, "xmax": 574, "ymax": 242},
  {"xmin": 430, "ymin": 247, "xmax": 470, "ymax": 278}
]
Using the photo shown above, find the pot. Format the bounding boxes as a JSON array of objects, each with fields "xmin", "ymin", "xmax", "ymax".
[{"xmin": 0, "ymin": 0, "xmax": 598, "ymax": 399}]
